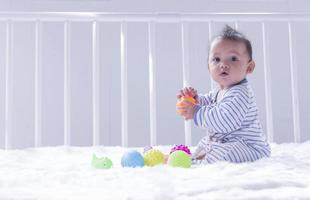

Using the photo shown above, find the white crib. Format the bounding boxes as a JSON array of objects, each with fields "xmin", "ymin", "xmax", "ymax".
[{"xmin": 0, "ymin": 12, "xmax": 310, "ymax": 149}]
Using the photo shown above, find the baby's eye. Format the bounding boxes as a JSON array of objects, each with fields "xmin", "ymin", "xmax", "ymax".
[
  {"xmin": 231, "ymin": 56, "xmax": 238, "ymax": 62},
  {"xmin": 212, "ymin": 57, "xmax": 220, "ymax": 63}
]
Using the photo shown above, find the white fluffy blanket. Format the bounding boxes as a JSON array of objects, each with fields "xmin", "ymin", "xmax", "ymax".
[{"xmin": 1, "ymin": 142, "xmax": 310, "ymax": 200}]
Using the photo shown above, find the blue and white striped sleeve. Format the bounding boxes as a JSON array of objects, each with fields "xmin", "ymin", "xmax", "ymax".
[
  {"xmin": 196, "ymin": 92, "xmax": 213, "ymax": 106},
  {"xmin": 193, "ymin": 86, "xmax": 250, "ymax": 134}
]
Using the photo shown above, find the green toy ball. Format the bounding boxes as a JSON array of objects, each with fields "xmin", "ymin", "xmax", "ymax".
[
  {"xmin": 168, "ymin": 150, "xmax": 192, "ymax": 168},
  {"xmin": 143, "ymin": 149, "xmax": 165, "ymax": 167},
  {"xmin": 92, "ymin": 154, "xmax": 113, "ymax": 169}
]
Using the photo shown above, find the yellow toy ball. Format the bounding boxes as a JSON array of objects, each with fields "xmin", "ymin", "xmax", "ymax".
[{"xmin": 143, "ymin": 149, "xmax": 165, "ymax": 167}]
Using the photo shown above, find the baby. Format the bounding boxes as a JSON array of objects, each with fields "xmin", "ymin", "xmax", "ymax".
[{"xmin": 177, "ymin": 25, "xmax": 271, "ymax": 164}]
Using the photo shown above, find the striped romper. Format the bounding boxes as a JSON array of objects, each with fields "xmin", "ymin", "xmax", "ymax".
[{"xmin": 192, "ymin": 79, "xmax": 270, "ymax": 164}]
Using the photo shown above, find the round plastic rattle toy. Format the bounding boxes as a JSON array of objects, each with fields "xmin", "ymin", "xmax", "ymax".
[
  {"xmin": 144, "ymin": 149, "xmax": 165, "ymax": 167},
  {"xmin": 176, "ymin": 96, "xmax": 197, "ymax": 114},
  {"xmin": 168, "ymin": 150, "xmax": 192, "ymax": 168},
  {"xmin": 121, "ymin": 150, "xmax": 144, "ymax": 168}
]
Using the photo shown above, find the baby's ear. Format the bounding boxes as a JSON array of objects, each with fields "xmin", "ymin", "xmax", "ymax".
[{"xmin": 246, "ymin": 61, "xmax": 256, "ymax": 74}]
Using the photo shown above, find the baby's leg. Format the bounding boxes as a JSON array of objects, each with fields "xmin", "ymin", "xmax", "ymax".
[
  {"xmin": 192, "ymin": 136, "xmax": 210, "ymax": 163},
  {"xmin": 192, "ymin": 139, "xmax": 233, "ymax": 164},
  {"xmin": 192, "ymin": 146, "xmax": 207, "ymax": 160}
]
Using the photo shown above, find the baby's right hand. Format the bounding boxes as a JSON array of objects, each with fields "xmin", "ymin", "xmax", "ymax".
[
  {"xmin": 176, "ymin": 87, "xmax": 198, "ymax": 119},
  {"xmin": 177, "ymin": 87, "xmax": 198, "ymax": 100}
]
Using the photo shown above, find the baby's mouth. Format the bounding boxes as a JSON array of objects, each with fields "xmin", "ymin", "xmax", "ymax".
[{"xmin": 220, "ymin": 71, "xmax": 229, "ymax": 76}]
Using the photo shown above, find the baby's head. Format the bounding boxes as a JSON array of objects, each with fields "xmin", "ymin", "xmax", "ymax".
[{"xmin": 208, "ymin": 25, "xmax": 255, "ymax": 89}]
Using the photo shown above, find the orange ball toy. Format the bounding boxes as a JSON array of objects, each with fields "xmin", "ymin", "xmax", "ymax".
[{"xmin": 176, "ymin": 96, "xmax": 197, "ymax": 114}]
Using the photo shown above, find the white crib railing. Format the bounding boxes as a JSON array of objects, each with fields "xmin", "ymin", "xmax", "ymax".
[{"xmin": 0, "ymin": 12, "xmax": 310, "ymax": 149}]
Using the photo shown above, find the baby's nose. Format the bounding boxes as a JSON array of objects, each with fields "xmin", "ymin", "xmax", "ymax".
[{"xmin": 219, "ymin": 62, "xmax": 229, "ymax": 69}]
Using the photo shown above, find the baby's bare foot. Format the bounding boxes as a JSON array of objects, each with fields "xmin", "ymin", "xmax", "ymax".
[{"xmin": 164, "ymin": 154, "xmax": 169, "ymax": 164}]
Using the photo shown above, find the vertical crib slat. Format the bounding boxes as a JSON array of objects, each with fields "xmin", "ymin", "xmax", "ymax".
[
  {"xmin": 208, "ymin": 21, "xmax": 216, "ymax": 90},
  {"xmin": 92, "ymin": 21, "xmax": 100, "ymax": 146},
  {"xmin": 288, "ymin": 22, "xmax": 301, "ymax": 143},
  {"xmin": 34, "ymin": 20, "xmax": 42, "ymax": 147},
  {"xmin": 64, "ymin": 21, "xmax": 71, "ymax": 146},
  {"xmin": 181, "ymin": 22, "xmax": 192, "ymax": 146},
  {"xmin": 148, "ymin": 22, "xmax": 157, "ymax": 146},
  {"xmin": 5, "ymin": 20, "xmax": 12, "ymax": 150},
  {"xmin": 262, "ymin": 22, "xmax": 274, "ymax": 143},
  {"xmin": 120, "ymin": 22, "xmax": 128, "ymax": 147}
]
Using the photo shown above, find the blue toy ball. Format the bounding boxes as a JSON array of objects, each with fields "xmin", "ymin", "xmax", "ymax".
[{"xmin": 121, "ymin": 150, "xmax": 144, "ymax": 168}]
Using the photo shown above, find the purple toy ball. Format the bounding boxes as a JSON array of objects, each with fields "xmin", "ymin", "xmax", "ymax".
[
  {"xmin": 143, "ymin": 146, "xmax": 153, "ymax": 154},
  {"xmin": 170, "ymin": 144, "xmax": 191, "ymax": 156}
]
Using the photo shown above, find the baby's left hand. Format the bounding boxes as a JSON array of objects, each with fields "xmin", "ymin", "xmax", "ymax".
[{"xmin": 177, "ymin": 100, "xmax": 197, "ymax": 120}]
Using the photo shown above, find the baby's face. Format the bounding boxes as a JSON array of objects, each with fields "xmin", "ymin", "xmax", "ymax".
[{"xmin": 208, "ymin": 38, "xmax": 255, "ymax": 89}]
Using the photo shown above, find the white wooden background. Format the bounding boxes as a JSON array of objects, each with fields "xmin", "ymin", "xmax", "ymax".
[{"xmin": 0, "ymin": 12, "xmax": 310, "ymax": 149}]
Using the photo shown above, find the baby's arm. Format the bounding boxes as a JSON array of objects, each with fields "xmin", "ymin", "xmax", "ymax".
[
  {"xmin": 193, "ymin": 87, "xmax": 249, "ymax": 134},
  {"xmin": 196, "ymin": 94, "xmax": 212, "ymax": 106}
]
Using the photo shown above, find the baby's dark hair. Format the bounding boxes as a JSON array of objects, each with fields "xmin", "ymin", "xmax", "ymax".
[{"xmin": 213, "ymin": 25, "xmax": 253, "ymax": 61}]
